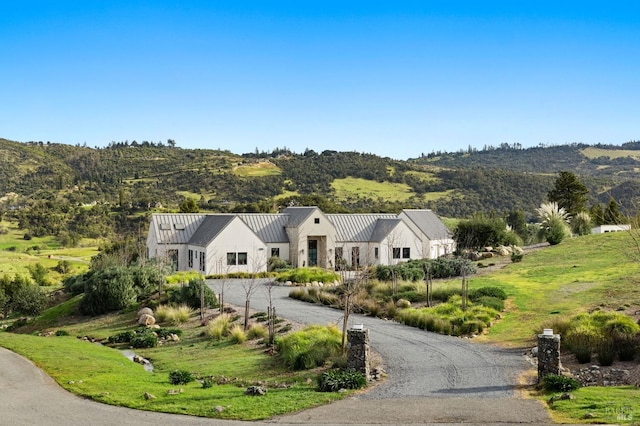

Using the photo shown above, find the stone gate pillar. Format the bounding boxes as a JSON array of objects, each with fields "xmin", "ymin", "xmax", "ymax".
[
  {"xmin": 347, "ymin": 327, "xmax": 370, "ymax": 380},
  {"xmin": 538, "ymin": 329, "xmax": 561, "ymax": 383}
]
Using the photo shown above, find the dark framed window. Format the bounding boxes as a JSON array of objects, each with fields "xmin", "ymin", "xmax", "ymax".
[
  {"xmin": 271, "ymin": 247, "xmax": 280, "ymax": 257},
  {"xmin": 392, "ymin": 248, "xmax": 401, "ymax": 259},
  {"xmin": 402, "ymin": 247, "xmax": 410, "ymax": 259},
  {"xmin": 351, "ymin": 247, "xmax": 360, "ymax": 268},
  {"xmin": 227, "ymin": 252, "xmax": 237, "ymax": 265},
  {"xmin": 238, "ymin": 252, "xmax": 248, "ymax": 265},
  {"xmin": 188, "ymin": 249, "xmax": 193, "ymax": 268},
  {"xmin": 200, "ymin": 251, "xmax": 205, "ymax": 272},
  {"xmin": 374, "ymin": 247, "xmax": 379, "ymax": 259},
  {"xmin": 314, "ymin": 218, "xmax": 320, "ymax": 224}
]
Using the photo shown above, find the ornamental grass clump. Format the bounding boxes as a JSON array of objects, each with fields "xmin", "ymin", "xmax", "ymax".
[
  {"xmin": 247, "ymin": 323, "xmax": 267, "ymax": 340},
  {"xmin": 276, "ymin": 324, "xmax": 342, "ymax": 370},
  {"xmin": 205, "ymin": 313, "xmax": 231, "ymax": 340},
  {"xmin": 229, "ymin": 324, "xmax": 247, "ymax": 344}
]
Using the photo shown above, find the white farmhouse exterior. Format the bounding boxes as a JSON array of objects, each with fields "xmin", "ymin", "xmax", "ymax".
[{"xmin": 146, "ymin": 206, "xmax": 454, "ymax": 275}]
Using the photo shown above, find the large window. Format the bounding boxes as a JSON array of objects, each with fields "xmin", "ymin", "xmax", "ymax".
[
  {"xmin": 167, "ymin": 249, "xmax": 179, "ymax": 271},
  {"xmin": 392, "ymin": 248, "xmax": 401, "ymax": 259},
  {"xmin": 188, "ymin": 249, "xmax": 193, "ymax": 268},
  {"xmin": 351, "ymin": 247, "xmax": 360, "ymax": 268},
  {"xmin": 271, "ymin": 247, "xmax": 280, "ymax": 257},
  {"xmin": 402, "ymin": 247, "xmax": 411, "ymax": 259},
  {"xmin": 227, "ymin": 252, "xmax": 237, "ymax": 265},
  {"xmin": 238, "ymin": 252, "xmax": 248, "ymax": 265},
  {"xmin": 200, "ymin": 251, "xmax": 205, "ymax": 272}
]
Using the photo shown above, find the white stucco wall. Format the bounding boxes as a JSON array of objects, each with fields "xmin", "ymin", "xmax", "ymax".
[{"xmin": 204, "ymin": 218, "xmax": 268, "ymax": 274}]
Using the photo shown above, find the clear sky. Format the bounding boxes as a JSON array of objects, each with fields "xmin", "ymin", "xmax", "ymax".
[{"xmin": 2, "ymin": 1, "xmax": 639, "ymax": 159}]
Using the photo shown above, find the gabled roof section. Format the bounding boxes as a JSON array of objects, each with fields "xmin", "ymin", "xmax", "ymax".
[
  {"xmin": 237, "ymin": 214, "xmax": 289, "ymax": 243},
  {"xmin": 401, "ymin": 209, "xmax": 451, "ymax": 239},
  {"xmin": 151, "ymin": 213, "xmax": 206, "ymax": 244},
  {"xmin": 188, "ymin": 215, "xmax": 236, "ymax": 246},
  {"xmin": 327, "ymin": 213, "xmax": 396, "ymax": 242},
  {"xmin": 370, "ymin": 218, "xmax": 403, "ymax": 242},
  {"xmin": 283, "ymin": 206, "xmax": 320, "ymax": 227}
]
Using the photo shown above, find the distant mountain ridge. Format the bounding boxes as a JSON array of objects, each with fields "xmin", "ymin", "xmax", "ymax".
[{"xmin": 1, "ymin": 138, "xmax": 639, "ymax": 221}]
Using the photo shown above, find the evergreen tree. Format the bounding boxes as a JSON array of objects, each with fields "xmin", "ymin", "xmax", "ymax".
[
  {"xmin": 548, "ymin": 171, "xmax": 589, "ymax": 217},
  {"xmin": 603, "ymin": 198, "xmax": 624, "ymax": 224}
]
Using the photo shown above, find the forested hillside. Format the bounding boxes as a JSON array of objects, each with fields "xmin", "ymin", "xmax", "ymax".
[{"xmin": 1, "ymin": 138, "xmax": 639, "ymax": 245}]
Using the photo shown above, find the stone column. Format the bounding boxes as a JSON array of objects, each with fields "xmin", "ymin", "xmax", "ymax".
[
  {"xmin": 347, "ymin": 328, "xmax": 370, "ymax": 380},
  {"xmin": 538, "ymin": 331, "xmax": 561, "ymax": 383}
]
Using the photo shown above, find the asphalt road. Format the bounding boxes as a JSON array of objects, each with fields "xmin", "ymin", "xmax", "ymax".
[{"xmin": 208, "ymin": 279, "xmax": 552, "ymax": 424}]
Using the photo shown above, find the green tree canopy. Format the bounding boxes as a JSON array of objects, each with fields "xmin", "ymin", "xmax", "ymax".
[{"xmin": 547, "ymin": 171, "xmax": 589, "ymax": 217}]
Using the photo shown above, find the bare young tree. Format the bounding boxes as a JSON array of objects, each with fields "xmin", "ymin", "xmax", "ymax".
[
  {"xmin": 241, "ymin": 248, "xmax": 268, "ymax": 330},
  {"xmin": 336, "ymin": 244, "xmax": 372, "ymax": 352}
]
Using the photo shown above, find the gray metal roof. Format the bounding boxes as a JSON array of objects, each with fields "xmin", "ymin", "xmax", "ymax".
[
  {"xmin": 370, "ymin": 218, "xmax": 403, "ymax": 242},
  {"xmin": 402, "ymin": 209, "xmax": 452, "ymax": 239},
  {"xmin": 188, "ymin": 215, "xmax": 237, "ymax": 246},
  {"xmin": 327, "ymin": 214, "xmax": 396, "ymax": 242},
  {"xmin": 152, "ymin": 213, "xmax": 206, "ymax": 244},
  {"xmin": 283, "ymin": 206, "xmax": 319, "ymax": 227},
  {"xmin": 237, "ymin": 214, "xmax": 290, "ymax": 243}
]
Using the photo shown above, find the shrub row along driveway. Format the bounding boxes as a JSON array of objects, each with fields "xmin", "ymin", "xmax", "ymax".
[{"xmin": 211, "ymin": 279, "xmax": 551, "ymax": 424}]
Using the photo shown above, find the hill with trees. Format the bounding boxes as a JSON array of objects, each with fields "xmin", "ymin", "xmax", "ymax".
[{"xmin": 1, "ymin": 138, "xmax": 639, "ymax": 245}]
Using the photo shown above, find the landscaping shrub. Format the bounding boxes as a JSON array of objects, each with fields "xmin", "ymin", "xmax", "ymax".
[
  {"xmin": 375, "ymin": 258, "xmax": 477, "ymax": 282},
  {"xmin": 130, "ymin": 329, "xmax": 158, "ymax": 348},
  {"xmin": 317, "ymin": 369, "xmax": 367, "ymax": 392},
  {"xmin": 276, "ymin": 267, "xmax": 339, "ymax": 284},
  {"xmin": 541, "ymin": 374, "xmax": 581, "ymax": 392},
  {"xmin": 201, "ymin": 377, "xmax": 214, "ymax": 389},
  {"xmin": 169, "ymin": 278, "xmax": 217, "ymax": 310},
  {"xmin": 108, "ymin": 330, "xmax": 136, "ymax": 344},
  {"xmin": 169, "ymin": 369, "xmax": 194, "ymax": 385},
  {"xmin": 55, "ymin": 330, "xmax": 69, "ymax": 336},
  {"xmin": 468, "ymin": 286, "xmax": 507, "ymax": 301},
  {"xmin": 79, "ymin": 267, "xmax": 138, "ymax": 315},
  {"xmin": 276, "ymin": 324, "xmax": 342, "ymax": 370},
  {"xmin": 155, "ymin": 304, "xmax": 171, "ymax": 323},
  {"xmin": 155, "ymin": 327, "xmax": 183, "ymax": 339}
]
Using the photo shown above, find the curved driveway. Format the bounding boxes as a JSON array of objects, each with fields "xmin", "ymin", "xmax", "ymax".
[
  {"xmin": 209, "ymin": 279, "xmax": 551, "ymax": 423},
  {"xmin": 0, "ymin": 280, "xmax": 551, "ymax": 425}
]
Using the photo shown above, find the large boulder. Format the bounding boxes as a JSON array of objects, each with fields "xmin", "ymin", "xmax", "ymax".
[
  {"xmin": 137, "ymin": 307, "xmax": 154, "ymax": 317},
  {"xmin": 138, "ymin": 313, "xmax": 156, "ymax": 326}
]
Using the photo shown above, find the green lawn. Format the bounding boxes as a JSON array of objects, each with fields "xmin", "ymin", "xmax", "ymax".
[
  {"xmin": 450, "ymin": 232, "xmax": 640, "ymax": 348},
  {"xmin": 331, "ymin": 177, "xmax": 415, "ymax": 202},
  {"xmin": 0, "ymin": 304, "xmax": 347, "ymax": 420}
]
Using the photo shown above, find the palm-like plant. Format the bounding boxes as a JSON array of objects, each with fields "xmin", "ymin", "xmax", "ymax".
[{"xmin": 536, "ymin": 202, "xmax": 571, "ymax": 245}]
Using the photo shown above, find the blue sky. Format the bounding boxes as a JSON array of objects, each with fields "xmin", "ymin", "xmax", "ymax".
[{"xmin": 2, "ymin": 1, "xmax": 639, "ymax": 159}]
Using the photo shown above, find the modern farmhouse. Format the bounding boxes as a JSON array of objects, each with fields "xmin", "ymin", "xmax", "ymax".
[{"xmin": 146, "ymin": 206, "xmax": 455, "ymax": 275}]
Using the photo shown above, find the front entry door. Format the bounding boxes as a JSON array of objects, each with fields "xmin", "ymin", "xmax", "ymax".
[{"xmin": 308, "ymin": 239, "xmax": 318, "ymax": 267}]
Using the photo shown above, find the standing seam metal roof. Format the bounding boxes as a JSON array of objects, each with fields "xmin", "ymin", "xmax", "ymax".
[
  {"xmin": 327, "ymin": 214, "xmax": 396, "ymax": 242},
  {"xmin": 188, "ymin": 215, "xmax": 237, "ymax": 246},
  {"xmin": 402, "ymin": 209, "xmax": 452, "ymax": 239},
  {"xmin": 237, "ymin": 214, "xmax": 290, "ymax": 243},
  {"xmin": 152, "ymin": 213, "xmax": 206, "ymax": 244}
]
